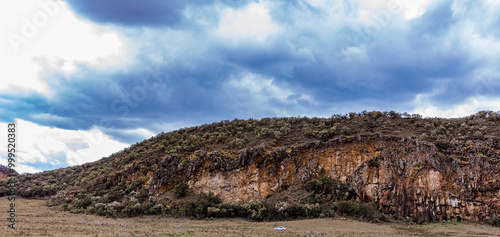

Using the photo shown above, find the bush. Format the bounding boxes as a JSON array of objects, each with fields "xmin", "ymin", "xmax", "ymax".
[
  {"xmin": 305, "ymin": 175, "xmax": 354, "ymax": 201},
  {"xmin": 122, "ymin": 203, "xmax": 144, "ymax": 217},
  {"xmin": 174, "ymin": 182, "xmax": 189, "ymax": 198},
  {"xmin": 73, "ymin": 194, "xmax": 92, "ymax": 209},
  {"xmin": 283, "ymin": 203, "xmax": 305, "ymax": 219},
  {"xmin": 368, "ymin": 156, "xmax": 383, "ymax": 168},
  {"xmin": 130, "ymin": 177, "xmax": 149, "ymax": 191},
  {"xmin": 137, "ymin": 189, "xmax": 149, "ymax": 202},
  {"xmin": 412, "ymin": 217, "xmax": 427, "ymax": 225},
  {"xmin": 247, "ymin": 200, "xmax": 271, "ymax": 221},
  {"xmin": 379, "ymin": 214, "xmax": 390, "ymax": 222},
  {"xmin": 180, "ymin": 192, "xmax": 222, "ymax": 219},
  {"xmin": 334, "ymin": 201, "xmax": 376, "ymax": 219},
  {"xmin": 305, "ymin": 193, "xmax": 325, "ymax": 204},
  {"xmin": 489, "ymin": 217, "xmax": 500, "ymax": 227},
  {"xmin": 174, "ymin": 196, "xmax": 334, "ymax": 221},
  {"xmin": 104, "ymin": 189, "xmax": 123, "ymax": 203},
  {"xmin": 218, "ymin": 201, "xmax": 237, "ymax": 217},
  {"xmin": 91, "ymin": 203, "xmax": 107, "ymax": 216},
  {"xmin": 302, "ymin": 203, "xmax": 322, "ymax": 218}
]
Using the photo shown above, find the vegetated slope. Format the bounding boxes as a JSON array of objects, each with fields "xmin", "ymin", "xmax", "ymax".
[
  {"xmin": 0, "ymin": 165, "xmax": 18, "ymax": 180},
  {"xmin": 1, "ymin": 111, "xmax": 499, "ymax": 223}
]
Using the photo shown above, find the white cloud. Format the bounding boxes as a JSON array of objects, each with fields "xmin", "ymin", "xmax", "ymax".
[
  {"xmin": 0, "ymin": 0, "xmax": 128, "ymax": 95},
  {"xmin": 150, "ymin": 122, "xmax": 194, "ymax": 134},
  {"xmin": 228, "ymin": 73, "xmax": 290, "ymax": 101},
  {"xmin": 226, "ymin": 72, "xmax": 314, "ymax": 116},
  {"xmin": 30, "ymin": 113, "xmax": 71, "ymax": 123},
  {"xmin": 353, "ymin": 0, "xmax": 432, "ymax": 20},
  {"xmin": 99, "ymin": 126, "xmax": 156, "ymax": 142},
  {"xmin": 341, "ymin": 46, "xmax": 369, "ymax": 63},
  {"xmin": 215, "ymin": 2, "xmax": 280, "ymax": 44},
  {"xmin": 0, "ymin": 119, "xmax": 129, "ymax": 173},
  {"xmin": 411, "ymin": 93, "xmax": 500, "ymax": 118},
  {"xmin": 461, "ymin": 26, "xmax": 500, "ymax": 62},
  {"xmin": 399, "ymin": 0, "xmax": 433, "ymax": 20},
  {"xmin": 228, "ymin": 72, "xmax": 310, "ymax": 103}
]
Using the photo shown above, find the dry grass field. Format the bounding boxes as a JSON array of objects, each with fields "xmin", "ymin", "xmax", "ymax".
[{"xmin": 2, "ymin": 198, "xmax": 499, "ymax": 236}]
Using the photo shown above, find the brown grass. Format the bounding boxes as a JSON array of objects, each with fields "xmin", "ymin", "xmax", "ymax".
[{"xmin": 1, "ymin": 198, "xmax": 499, "ymax": 236}]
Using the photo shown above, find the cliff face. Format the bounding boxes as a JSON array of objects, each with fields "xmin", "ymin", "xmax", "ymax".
[
  {"xmin": 0, "ymin": 165, "xmax": 17, "ymax": 180},
  {"xmin": 148, "ymin": 135, "xmax": 499, "ymax": 222},
  {"xmin": 3, "ymin": 112, "xmax": 499, "ymax": 221}
]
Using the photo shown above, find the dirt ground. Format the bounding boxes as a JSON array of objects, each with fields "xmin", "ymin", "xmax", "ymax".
[{"xmin": 1, "ymin": 198, "xmax": 499, "ymax": 236}]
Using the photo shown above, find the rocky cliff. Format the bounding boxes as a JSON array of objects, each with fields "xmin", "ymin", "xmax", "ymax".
[
  {"xmin": 147, "ymin": 134, "xmax": 499, "ymax": 222},
  {"xmin": 2, "ymin": 111, "xmax": 499, "ymax": 222},
  {"xmin": 0, "ymin": 165, "xmax": 18, "ymax": 180}
]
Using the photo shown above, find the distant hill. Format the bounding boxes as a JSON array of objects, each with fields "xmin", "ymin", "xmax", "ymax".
[
  {"xmin": 1, "ymin": 111, "xmax": 499, "ymax": 224},
  {"xmin": 0, "ymin": 165, "xmax": 18, "ymax": 180}
]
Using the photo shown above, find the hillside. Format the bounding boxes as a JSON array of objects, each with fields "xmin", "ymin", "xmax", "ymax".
[
  {"xmin": 1, "ymin": 111, "xmax": 499, "ymax": 224},
  {"xmin": 0, "ymin": 165, "xmax": 18, "ymax": 180}
]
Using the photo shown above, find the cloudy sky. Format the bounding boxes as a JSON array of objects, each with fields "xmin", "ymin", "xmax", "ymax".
[{"xmin": 1, "ymin": 0, "xmax": 500, "ymax": 173}]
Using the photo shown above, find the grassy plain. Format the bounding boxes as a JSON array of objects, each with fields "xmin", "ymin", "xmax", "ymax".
[{"xmin": 2, "ymin": 198, "xmax": 499, "ymax": 236}]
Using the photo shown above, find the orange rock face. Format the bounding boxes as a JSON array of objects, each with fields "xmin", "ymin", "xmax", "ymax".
[
  {"xmin": 149, "ymin": 135, "xmax": 500, "ymax": 222},
  {"xmin": 0, "ymin": 165, "xmax": 17, "ymax": 180},
  {"xmin": 0, "ymin": 172, "xmax": 7, "ymax": 180}
]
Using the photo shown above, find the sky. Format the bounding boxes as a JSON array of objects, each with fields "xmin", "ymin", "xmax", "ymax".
[{"xmin": 1, "ymin": 0, "xmax": 500, "ymax": 173}]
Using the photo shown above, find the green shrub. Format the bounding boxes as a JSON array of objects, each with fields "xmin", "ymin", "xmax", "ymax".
[
  {"xmin": 305, "ymin": 175, "xmax": 354, "ymax": 201},
  {"xmin": 334, "ymin": 201, "xmax": 376, "ymax": 219},
  {"xmin": 174, "ymin": 182, "xmax": 189, "ymax": 198},
  {"xmin": 179, "ymin": 202, "xmax": 197, "ymax": 217},
  {"xmin": 180, "ymin": 192, "xmax": 222, "ymax": 219},
  {"xmin": 122, "ymin": 203, "xmax": 144, "ymax": 217},
  {"xmin": 283, "ymin": 203, "xmax": 305, "ymax": 219},
  {"xmin": 368, "ymin": 156, "xmax": 383, "ymax": 168},
  {"xmin": 302, "ymin": 203, "xmax": 322, "ymax": 218},
  {"xmin": 92, "ymin": 203, "xmax": 107, "ymax": 216},
  {"xmin": 305, "ymin": 193, "xmax": 324, "ymax": 204},
  {"xmin": 174, "ymin": 196, "xmax": 335, "ymax": 221},
  {"xmin": 73, "ymin": 194, "xmax": 92, "ymax": 209},
  {"xmin": 130, "ymin": 177, "xmax": 149, "ymax": 191},
  {"xmin": 489, "ymin": 217, "xmax": 500, "ymax": 227},
  {"xmin": 379, "ymin": 214, "xmax": 390, "ymax": 222},
  {"xmin": 218, "ymin": 201, "xmax": 237, "ymax": 217},
  {"xmin": 412, "ymin": 217, "xmax": 427, "ymax": 225},
  {"xmin": 137, "ymin": 189, "xmax": 149, "ymax": 202}
]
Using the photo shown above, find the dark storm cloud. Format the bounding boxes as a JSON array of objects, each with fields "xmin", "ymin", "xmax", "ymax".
[
  {"xmin": 64, "ymin": 0, "xmax": 255, "ymax": 27},
  {"xmin": 7, "ymin": 0, "xmax": 500, "ymax": 145},
  {"xmin": 65, "ymin": 0, "xmax": 192, "ymax": 27}
]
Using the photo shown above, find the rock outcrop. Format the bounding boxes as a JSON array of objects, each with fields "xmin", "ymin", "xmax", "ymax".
[
  {"xmin": 0, "ymin": 165, "xmax": 17, "ymax": 180},
  {"xmin": 148, "ymin": 134, "xmax": 499, "ymax": 222}
]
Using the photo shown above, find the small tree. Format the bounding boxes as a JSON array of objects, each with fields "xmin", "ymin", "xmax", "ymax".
[{"xmin": 174, "ymin": 182, "xmax": 189, "ymax": 198}]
